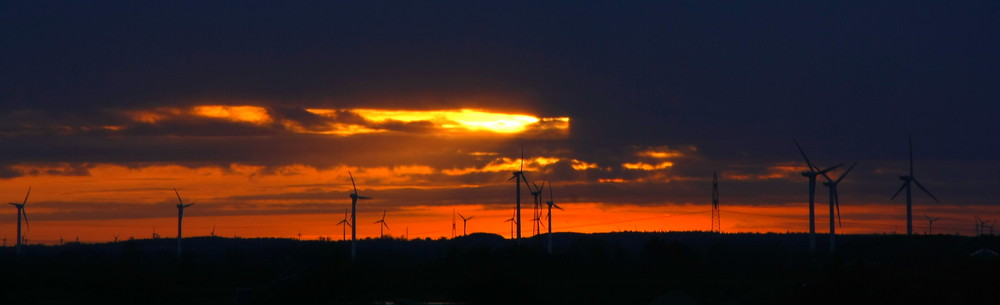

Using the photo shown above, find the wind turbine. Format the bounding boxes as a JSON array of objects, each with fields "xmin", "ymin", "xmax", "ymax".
[
  {"xmin": 348, "ymin": 171, "xmax": 371, "ymax": 259},
  {"xmin": 174, "ymin": 188, "xmax": 195, "ymax": 257},
  {"xmin": 794, "ymin": 140, "xmax": 842, "ymax": 253},
  {"xmin": 8, "ymin": 187, "xmax": 30, "ymax": 255},
  {"xmin": 821, "ymin": 162, "xmax": 857, "ymax": 253},
  {"xmin": 452, "ymin": 209, "xmax": 457, "ymax": 238},
  {"xmin": 337, "ymin": 208, "xmax": 351, "ymax": 241},
  {"xmin": 507, "ymin": 147, "xmax": 527, "ymax": 240},
  {"xmin": 503, "ymin": 212, "xmax": 516, "ymax": 239},
  {"xmin": 891, "ymin": 135, "xmax": 939, "ymax": 235},
  {"xmin": 373, "ymin": 209, "xmax": 389, "ymax": 238},
  {"xmin": 544, "ymin": 181, "xmax": 563, "ymax": 254},
  {"xmin": 924, "ymin": 214, "xmax": 939, "ymax": 235},
  {"xmin": 527, "ymin": 180, "xmax": 544, "ymax": 236},
  {"xmin": 459, "ymin": 213, "xmax": 474, "ymax": 236}
]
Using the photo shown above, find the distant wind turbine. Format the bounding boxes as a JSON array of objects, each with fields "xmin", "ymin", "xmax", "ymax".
[
  {"xmin": 794, "ymin": 140, "xmax": 842, "ymax": 253},
  {"xmin": 503, "ymin": 212, "xmax": 516, "ymax": 239},
  {"xmin": 7, "ymin": 187, "xmax": 30, "ymax": 255},
  {"xmin": 891, "ymin": 135, "xmax": 940, "ymax": 235},
  {"xmin": 821, "ymin": 162, "xmax": 857, "ymax": 253},
  {"xmin": 337, "ymin": 208, "xmax": 351, "ymax": 241},
  {"xmin": 374, "ymin": 209, "xmax": 389, "ymax": 238},
  {"xmin": 348, "ymin": 171, "xmax": 371, "ymax": 259},
  {"xmin": 459, "ymin": 213, "xmax": 474, "ymax": 236},
  {"xmin": 452, "ymin": 209, "xmax": 457, "ymax": 238},
  {"xmin": 527, "ymin": 180, "xmax": 544, "ymax": 236},
  {"xmin": 507, "ymin": 147, "xmax": 527, "ymax": 240},
  {"xmin": 174, "ymin": 188, "xmax": 195, "ymax": 257},
  {"xmin": 924, "ymin": 214, "xmax": 939, "ymax": 235},
  {"xmin": 544, "ymin": 181, "xmax": 563, "ymax": 254}
]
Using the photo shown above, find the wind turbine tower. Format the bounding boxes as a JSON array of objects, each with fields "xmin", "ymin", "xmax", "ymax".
[
  {"xmin": 794, "ymin": 140, "xmax": 841, "ymax": 253},
  {"xmin": 891, "ymin": 135, "xmax": 939, "ymax": 235},
  {"xmin": 7, "ymin": 187, "xmax": 30, "ymax": 255},
  {"xmin": 174, "ymin": 189, "xmax": 195, "ymax": 257},
  {"xmin": 508, "ymin": 147, "xmax": 527, "ymax": 240},
  {"xmin": 821, "ymin": 162, "xmax": 857, "ymax": 253},
  {"xmin": 924, "ymin": 214, "xmax": 939, "ymax": 235},
  {"xmin": 337, "ymin": 209, "xmax": 351, "ymax": 241},
  {"xmin": 374, "ymin": 209, "xmax": 389, "ymax": 238},
  {"xmin": 711, "ymin": 172, "xmax": 720, "ymax": 233},
  {"xmin": 459, "ymin": 213, "xmax": 473, "ymax": 236},
  {"xmin": 544, "ymin": 181, "xmax": 563, "ymax": 254},
  {"xmin": 348, "ymin": 171, "xmax": 371, "ymax": 259}
]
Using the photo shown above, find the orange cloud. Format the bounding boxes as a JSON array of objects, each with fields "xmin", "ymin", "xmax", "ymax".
[{"xmin": 622, "ymin": 161, "xmax": 675, "ymax": 170}]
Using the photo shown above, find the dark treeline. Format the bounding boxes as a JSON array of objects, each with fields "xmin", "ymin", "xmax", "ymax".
[{"xmin": 1, "ymin": 232, "xmax": 998, "ymax": 305}]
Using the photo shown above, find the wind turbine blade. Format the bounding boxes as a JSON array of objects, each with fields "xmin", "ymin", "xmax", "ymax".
[
  {"xmin": 467, "ymin": 216, "xmax": 474, "ymax": 220},
  {"xmin": 553, "ymin": 203, "xmax": 563, "ymax": 210},
  {"xmin": 458, "ymin": 213, "xmax": 465, "ymax": 220},
  {"xmin": 507, "ymin": 175, "xmax": 516, "ymax": 181},
  {"xmin": 357, "ymin": 196, "xmax": 372, "ymax": 200},
  {"xmin": 793, "ymin": 139, "xmax": 818, "ymax": 171},
  {"xmin": 382, "ymin": 209, "xmax": 386, "ymax": 219},
  {"xmin": 912, "ymin": 179, "xmax": 940, "ymax": 203},
  {"xmin": 22, "ymin": 187, "xmax": 31, "ymax": 205},
  {"xmin": 816, "ymin": 164, "xmax": 843, "ymax": 175},
  {"xmin": 548, "ymin": 182, "xmax": 554, "ymax": 202},
  {"xmin": 383, "ymin": 222, "xmax": 389, "ymax": 230},
  {"xmin": 835, "ymin": 191, "xmax": 842, "ymax": 227},
  {"xmin": 174, "ymin": 188, "xmax": 183, "ymax": 204},
  {"xmin": 184, "ymin": 203, "xmax": 195, "ymax": 208},
  {"xmin": 908, "ymin": 134, "xmax": 914, "ymax": 177},
  {"xmin": 21, "ymin": 209, "xmax": 29, "ymax": 230},
  {"xmin": 835, "ymin": 162, "xmax": 858, "ymax": 184},
  {"xmin": 891, "ymin": 181, "xmax": 909, "ymax": 200},
  {"xmin": 349, "ymin": 171, "xmax": 358, "ymax": 194}
]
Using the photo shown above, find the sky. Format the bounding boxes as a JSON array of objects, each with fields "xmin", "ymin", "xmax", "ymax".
[{"xmin": 2, "ymin": 1, "xmax": 1000, "ymax": 243}]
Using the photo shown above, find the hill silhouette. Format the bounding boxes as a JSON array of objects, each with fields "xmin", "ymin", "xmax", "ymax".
[{"xmin": 1, "ymin": 232, "xmax": 997, "ymax": 305}]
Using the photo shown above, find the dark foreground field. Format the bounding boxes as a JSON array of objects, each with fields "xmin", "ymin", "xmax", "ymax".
[{"xmin": 1, "ymin": 232, "xmax": 998, "ymax": 305}]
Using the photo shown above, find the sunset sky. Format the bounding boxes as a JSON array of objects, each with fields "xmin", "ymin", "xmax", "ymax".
[{"xmin": 2, "ymin": 1, "xmax": 999, "ymax": 244}]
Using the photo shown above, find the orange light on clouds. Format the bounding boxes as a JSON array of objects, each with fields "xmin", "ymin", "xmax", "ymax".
[
  {"xmin": 570, "ymin": 159, "xmax": 600, "ymax": 170},
  {"xmin": 192, "ymin": 105, "xmax": 272, "ymax": 124},
  {"xmin": 307, "ymin": 108, "xmax": 562, "ymax": 134},
  {"xmin": 622, "ymin": 161, "xmax": 674, "ymax": 170}
]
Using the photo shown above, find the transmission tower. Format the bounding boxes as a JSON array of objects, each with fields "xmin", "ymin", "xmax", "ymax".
[{"xmin": 711, "ymin": 172, "xmax": 721, "ymax": 233}]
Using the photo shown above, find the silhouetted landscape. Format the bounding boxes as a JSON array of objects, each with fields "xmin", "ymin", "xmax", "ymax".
[{"xmin": 2, "ymin": 232, "xmax": 998, "ymax": 305}]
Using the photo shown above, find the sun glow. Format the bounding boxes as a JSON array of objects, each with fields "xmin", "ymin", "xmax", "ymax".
[{"xmin": 308, "ymin": 108, "xmax": 547, "ymax": 134}]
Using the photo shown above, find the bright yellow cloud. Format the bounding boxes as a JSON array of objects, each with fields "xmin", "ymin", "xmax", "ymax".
[
  {"xmin": 570, "ymin": 159, "xmax": 599, "ymax": 170},
  {"xmin": 622, "ymin": 161, "xmax": 675, "ymax": 170},
  {"xmin": 308, "ymin": 108, "xmax": 553, "ymax": 134}
]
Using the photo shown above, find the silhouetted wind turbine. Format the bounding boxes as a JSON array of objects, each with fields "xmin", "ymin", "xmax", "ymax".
[
  {"xmin": 507, "ymin": 147, "xmax": 526, "ymax": 240},
  {"xmin": 794, "ymin": 140, "xmax": 842, "ymax": 253},
  {"xmin": 7, "ymin": 187, "xmax": 30, "ymax": 255},
  {"xmin": 821, "ymin": 162, "xmax": 856, "ymax": 253},
  {"xmin": 891, "ymin": 135, "xmax": 939, "ymax": 235},
  {"xmin": 174, "ymin": 188, "xmax": 195, "ymax": 257},
  {"xmin": 503, "ymin": 212, "xmax": 516, "ymax": 239},
  {"xmin": 374, "ymin": 209, "xmax": 389, "ymax": 238},
  {"xmin": 544, "ymin": 181, "xmax": 563, "ymax": 254},
  {"xmin": 924, "ymin": 214, "xmax": 939, "ymax": 235},
  {"xmin": 337, "ymin": 208, "xmax": 351, "ymax": 241},
  {"xmin": 452, "ymin": 209, "xmax": 457, "ymax": 238},
  {"xmin": 459, "ymin": 213, "xmax": 474, "ymax": 236},
  {"xmin": 527, "ymin": 180, "xmax": 544, "ymax": 236},
  {"xmin": 348, "ymin": 171, "xmax": 371, "ymax": 259}
]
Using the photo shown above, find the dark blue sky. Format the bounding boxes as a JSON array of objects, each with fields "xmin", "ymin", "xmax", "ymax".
[{"xmin": 2, "ymin": 1, "xmax": 999, "ymax": 214}]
